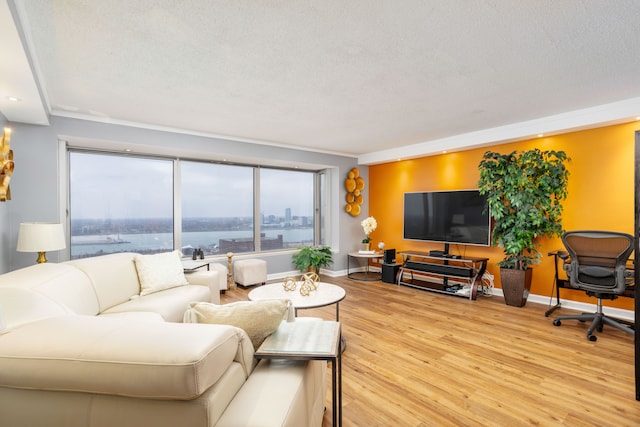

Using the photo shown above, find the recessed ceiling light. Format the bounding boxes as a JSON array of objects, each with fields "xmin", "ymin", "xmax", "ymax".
[
  {"xmin": 6, "ymin": 96, "xmax": 20, "ymax": 102},
  {"xmin": 538, "ymin": 134, "xmax": 544, "ymax": 137}
]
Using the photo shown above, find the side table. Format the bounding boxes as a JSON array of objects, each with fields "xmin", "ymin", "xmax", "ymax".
[
  {"xmin": 181, "ymin": 260, "xmax": 210, "ymax": 272},
  {"xmin": 256, "ymin": 319, "xmax": 342, "ymax": 426},
  {"xmin": 347, "ymin": 252, "xmax": 383, "ymax": 281}
]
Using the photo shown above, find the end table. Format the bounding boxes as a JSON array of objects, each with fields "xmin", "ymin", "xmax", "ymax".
[{"xmin": 255, "ymin": 319, "xmax": 342, "ymax": 426}]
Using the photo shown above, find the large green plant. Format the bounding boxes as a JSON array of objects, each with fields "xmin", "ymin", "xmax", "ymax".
[
  {"xmin": 291, "ymin": 245, "xmax": 334, "ymax": 272},
  {"xmin": 478, "ymin": 149, "xmax": 570, "ymax": 270}
]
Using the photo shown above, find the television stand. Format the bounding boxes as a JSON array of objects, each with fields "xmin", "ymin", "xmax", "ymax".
[{"xmin": 397, "ymin": 251, "xmax": 489, "ymax": 300}]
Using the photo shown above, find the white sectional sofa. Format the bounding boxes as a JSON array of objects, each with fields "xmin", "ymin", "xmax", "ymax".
[{"xmin": 0, "ymin": 252, "xmax": 326, "ymax": 427}]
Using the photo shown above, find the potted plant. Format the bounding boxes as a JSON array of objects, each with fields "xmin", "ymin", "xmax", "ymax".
[
  {"xmin": 361, "ymin": 216, "xmax": 377, "ymax": 251},
  {"xmin": 292, "ymin": 245, "xmax": 334, "ymax": 274},
  {"xmin": 477, "ymin": 149, "xmax": 570, "ymax": 307}
]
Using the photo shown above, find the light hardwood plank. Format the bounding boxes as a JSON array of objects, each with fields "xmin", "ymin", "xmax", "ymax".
[{"xmin": 222, "ymin": 276, "xmax": 639, "ymax": 426}]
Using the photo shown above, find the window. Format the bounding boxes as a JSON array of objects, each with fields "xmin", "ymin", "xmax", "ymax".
[
  {"xmin": 181, "ymin": 162, "xmax": 254, "ymax": 256},
  {"xmin": 68, "ymin": 150, "xmax": 322, "ymax": 259},
  {"xmin": 68, "ymin": 151, "xmax": 173, "ymax": 259},
  {"xmin": 259, "ymin": 168, "xmax": 314, "ymax": 250}
]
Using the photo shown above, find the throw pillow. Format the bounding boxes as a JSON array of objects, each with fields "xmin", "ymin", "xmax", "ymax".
[
  {"xmin": 134, "ymin": 250, "xmax": 189, "ymax": 296},
  {"xmin": 185, "ymin": 299, "xmax": 289, "ymax": 349}
]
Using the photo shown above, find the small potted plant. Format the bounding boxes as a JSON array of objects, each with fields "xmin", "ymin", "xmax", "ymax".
[
  {"xmin": 361, "ymin": 216, "xmax": 377, "ymax": 251},
  {"xmin": 478, "ymin": 149, "xmax": 570, "ymax": 306},
  {"xmin": 292, "ymin": 245, "xmax": 334, "ymax": 274}
]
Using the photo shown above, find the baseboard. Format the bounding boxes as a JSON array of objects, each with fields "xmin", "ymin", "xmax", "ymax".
[{"xmin": 490, "ymin": 288, "xmax": 634, "ymax": 321}]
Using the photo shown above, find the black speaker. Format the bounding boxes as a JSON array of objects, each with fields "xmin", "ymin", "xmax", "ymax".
[
  {"xmin": 382, "ymin": 263, "xmax": 400, "ymax": 284},
  {"xmin": 383, "ymin": 249, "xmax": 396, "ymax": 264}
]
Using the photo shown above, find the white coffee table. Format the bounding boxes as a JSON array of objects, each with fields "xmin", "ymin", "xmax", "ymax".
[{"xmin": 248, "ymin": 282, "xmax": 346, "ymax": 321}]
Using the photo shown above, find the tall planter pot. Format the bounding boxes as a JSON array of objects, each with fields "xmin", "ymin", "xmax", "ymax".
[{"xmin": 500, "ymin": 268, "xmax": 533, "ymax": 307}]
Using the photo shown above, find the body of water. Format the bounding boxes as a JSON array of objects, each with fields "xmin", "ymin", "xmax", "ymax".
[{"xmin": 70, "ymin": 228, "xmax": 314, "ymax": 258}]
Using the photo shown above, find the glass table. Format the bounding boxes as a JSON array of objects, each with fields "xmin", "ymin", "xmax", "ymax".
[
  {"xmin": 181, "ymin": 260, "xmax": 210, "ymax": 272},
  {"xmin": 255, "ymin": 319, "xmax": 342, "ymax": 426}
]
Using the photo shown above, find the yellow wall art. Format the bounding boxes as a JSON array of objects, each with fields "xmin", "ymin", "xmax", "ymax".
[{"xmin": 344, "ymin": 167, "xmax": 364, "ymax": 216}]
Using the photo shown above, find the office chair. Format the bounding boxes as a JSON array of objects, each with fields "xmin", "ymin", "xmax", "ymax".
[{"xmin": 553, "ymin": 230, "xmax": 635, "ymax": 341}]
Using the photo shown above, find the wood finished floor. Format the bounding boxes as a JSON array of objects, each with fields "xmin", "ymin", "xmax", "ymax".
[{"xmin": 221, "ymin": 276, "xmax": 640, "ymax": 427}]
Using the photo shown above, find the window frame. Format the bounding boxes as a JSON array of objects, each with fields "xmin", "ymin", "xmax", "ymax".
[{"xmin": 64, "ymin": 146, "xmax": 325, "ymax": 259}]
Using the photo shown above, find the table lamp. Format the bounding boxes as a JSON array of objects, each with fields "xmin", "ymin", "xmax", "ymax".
[{"xmin": 16, "ymin": 222, "xmax": 66, "ymax": 263}]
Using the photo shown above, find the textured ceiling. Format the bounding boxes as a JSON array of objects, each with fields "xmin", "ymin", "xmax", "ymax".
[{"xmin": 3, "ymin": 0, "xmax": 640, "ymax": 161}]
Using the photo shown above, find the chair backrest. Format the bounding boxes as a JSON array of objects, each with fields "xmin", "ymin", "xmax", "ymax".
[{"xmin": 562, "ymin": 230, "xmax": 634, "ymax": 295}]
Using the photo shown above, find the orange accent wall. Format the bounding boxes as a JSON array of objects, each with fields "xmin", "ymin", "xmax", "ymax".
[{"xmin": 369, "ymin": 121, "xmax": 640, "ymax": 309}]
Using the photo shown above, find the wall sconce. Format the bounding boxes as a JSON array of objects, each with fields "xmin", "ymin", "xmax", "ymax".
[
  {"xmin": 16, "ymin": 222, "xmax": 66, "ymax": 263},
  {"xmin": 1, "ymin": 127, "xmax": 13, "ymax": 201}
]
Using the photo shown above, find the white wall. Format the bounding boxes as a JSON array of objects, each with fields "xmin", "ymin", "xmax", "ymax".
[{"xmin": 3, "ymin": 116, "xmax": 367, "ymax": 274}]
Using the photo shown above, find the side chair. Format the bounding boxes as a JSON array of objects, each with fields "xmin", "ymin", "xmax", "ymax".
[{"xmin": 553, "ymin": 230, "xmax": 635, "ymax": 341}]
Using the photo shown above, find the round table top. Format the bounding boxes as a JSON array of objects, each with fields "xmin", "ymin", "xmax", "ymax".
[
  {"xmin": 348, "ymin": 251, "xmax": 384, "ymax": 259},
  {"xmin": 248, "ymin": 282, "xmax": 346, "ymax": 309}
]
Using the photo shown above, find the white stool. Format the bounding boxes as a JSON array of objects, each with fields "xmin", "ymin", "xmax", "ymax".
[{"xmin": 234, "ymin": 259, "xmax": 267, "ymax": 287}]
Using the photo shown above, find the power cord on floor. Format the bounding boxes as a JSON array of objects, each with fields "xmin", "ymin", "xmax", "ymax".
[{"xmin": 480, "ymin": 271, "xmax": 494, "ymax": 296}]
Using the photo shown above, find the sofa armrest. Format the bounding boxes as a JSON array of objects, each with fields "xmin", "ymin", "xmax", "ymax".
[
  {"xmin": 210, "ymin": 262, "xmax": 229, "ymax": 291},
  {"xmin": 185, "ymin": 270, "xmax": 220, "ymax": 304}
]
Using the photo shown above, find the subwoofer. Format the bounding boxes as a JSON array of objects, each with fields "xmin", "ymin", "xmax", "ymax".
[{"xmin": 383, "ymin": 249, "xmax": 396, "ymax": 264}]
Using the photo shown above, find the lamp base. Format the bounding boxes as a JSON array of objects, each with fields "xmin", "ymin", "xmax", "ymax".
[{"xmin": 36, "ymin": 251, "xmax": 48, "ymax": 263}]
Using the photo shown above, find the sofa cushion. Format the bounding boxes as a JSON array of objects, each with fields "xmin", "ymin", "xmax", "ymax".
[
  {"xmin": 184, "ymin": 299, "xmax": 289, "ymax": 349},
  {"xmin": 216, "ymin": 359, "xmax": 326, "ymax": 427},
  {"xmin": 134, "ymin": 250, "xmax": 189, "ymax": 296},
  {"xmin": 66, "ymin": 253, "xmax": 141, "ymax": 312},
  {"xmin": 0, "ymin": 287, "xmax": 73, "ymax": 331},
  {"xmin": 0, "ymin": 263, "xmax": 99, "ymax": 315},
  {"xmin": 99, "ymin": 311, "xmax": 166, "ymax": 323},
  {"xmin": 102, "ymin": 284, "xmax": 210, "ymax": 322},
  {"xmin": 0, "ymin": 361, "xmax": 248, "ymax": 427},
  {"xmin": 0, "ymin": 316, "xmax": 241, "ymax": 400}
]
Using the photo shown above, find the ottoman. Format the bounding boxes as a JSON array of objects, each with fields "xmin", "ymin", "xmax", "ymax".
[{"xmin": 234, "ymin": 259, "xmax": 267, "ymax": 288}]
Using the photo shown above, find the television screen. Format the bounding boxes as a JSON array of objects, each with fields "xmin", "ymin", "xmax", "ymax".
[{"xmin": 403, "ymin": 190, "xmax": 490, "ymax": 246}]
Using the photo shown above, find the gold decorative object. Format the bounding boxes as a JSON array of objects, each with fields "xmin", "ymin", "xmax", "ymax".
[
  {"xmin": 282, "ymin": 272, "xmax": 319, "ymax": 296},
  {"xmin": 299, "ymin": 281, "xmax": 311, "ymax": 296},
  {"xmin": 283, "ymin": 276, "xmax": 298, "ymax": 291},
  {"xmin": 344, "ymin": 176, "xmax": 356, "ymax": 192},
  {"xmin": 301, "ymin": 271, "xmax": 319, "ymax": 290},
  {"xmin": 0, "ymin": 127, "xmax": 13, "ymax": 202},
  {"xmin": 344, "ymin": 167, "xmax": 364, "ymax": 217}
]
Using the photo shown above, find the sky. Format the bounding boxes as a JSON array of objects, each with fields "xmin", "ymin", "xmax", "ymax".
[{"xmin": 69, "ymin": 151, "xmax": 314, "ymax": 219}]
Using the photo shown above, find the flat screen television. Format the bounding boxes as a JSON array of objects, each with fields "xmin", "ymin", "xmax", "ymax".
[{"xmin": 403, "ymin": 190, "xmax": 491, "ymax": 248}]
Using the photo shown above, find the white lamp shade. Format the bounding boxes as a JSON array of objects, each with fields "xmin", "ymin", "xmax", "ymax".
[{"xmin": 16, "ymin": 222, "xmax": 66, "ymax": 253}]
